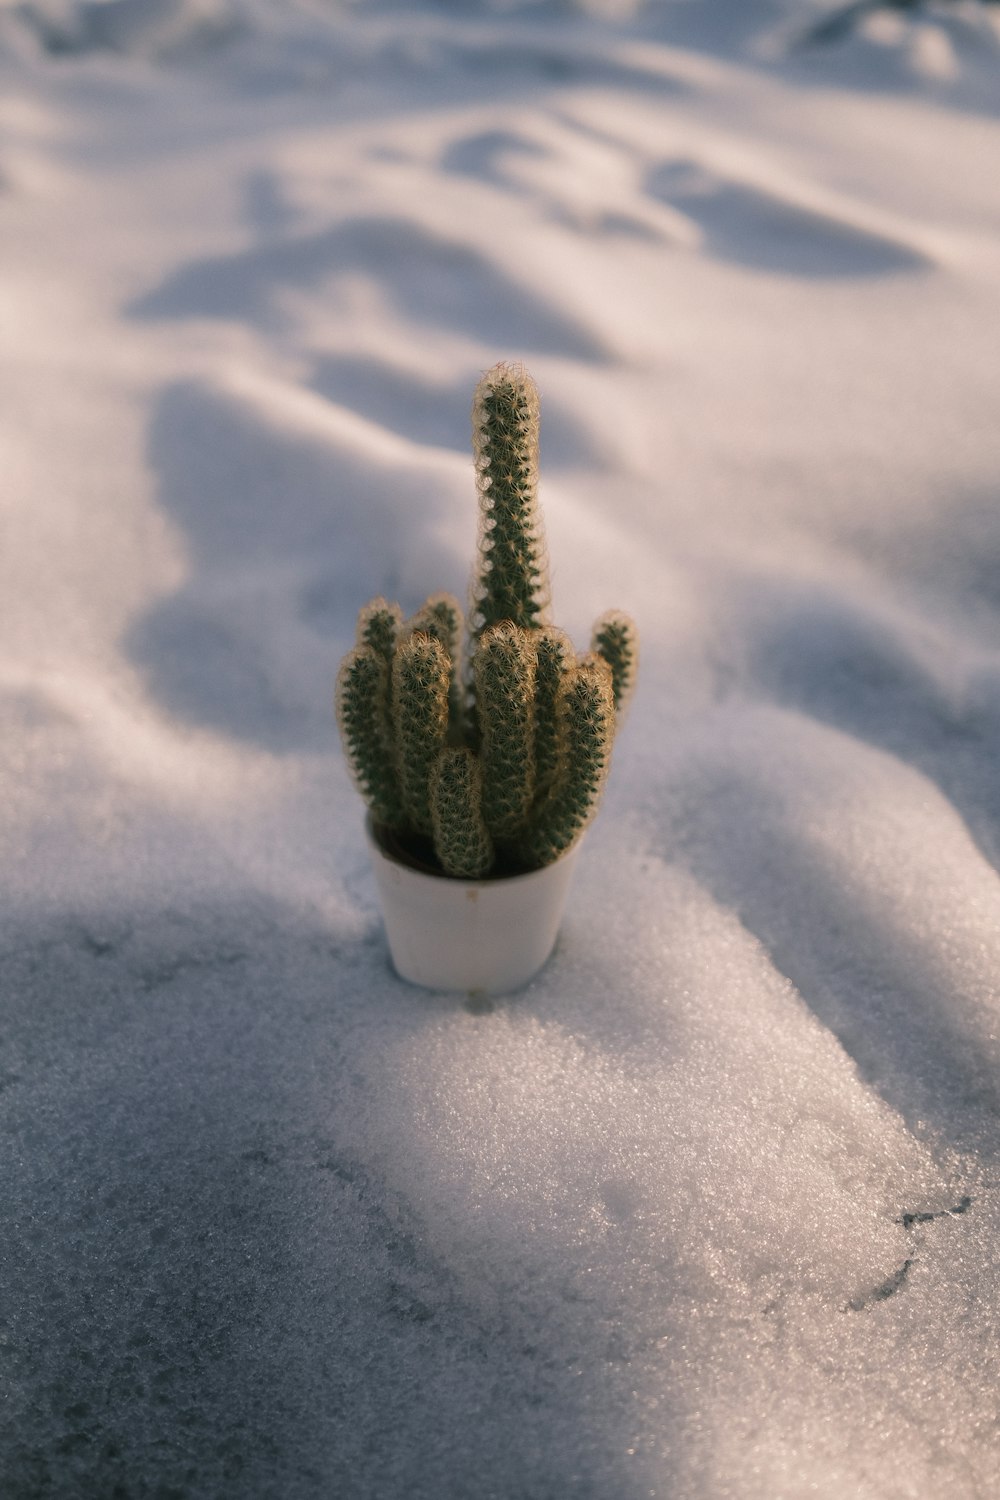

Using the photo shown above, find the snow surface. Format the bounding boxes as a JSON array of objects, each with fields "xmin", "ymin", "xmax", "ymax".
[{"xmin": 2, "ymin": 1, "xmax": 1000, "ymax": 1495}]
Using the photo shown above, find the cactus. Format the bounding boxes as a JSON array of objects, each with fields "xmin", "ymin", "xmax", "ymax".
[
  {"xmin": 430, "ymin": 748, "xmax": 494, "ymax": 879},
  {"xmin": 392, "ymin": 631, "xmax": 451, "ymax": 834},
  {"xmin": 404, "ymin": 592, "xmax": 464, "ymax": 730},
  {"xmin": 336, "ymin": 646, "xmax": 404, "ymax": 829},
  {"xmin": 475, "ymin": 622, "xmax": 538, "ymax": 840},
  {"xmin": 517, "ymin": 656, "xmax": 616, "ymax": 871},
  {"xmin": 591, "ymin": 610, "xmax": 639, "ymax": 714},
  {"xmin": 470, "ymin": 362, "xmax": 548, "ymax": 640},
  {"xmin": 337, "ymin": 361, "xmax": 638, "ymax": 879},
  {"xmin": 533, "ymin": 627, "xmax": 573, "ymax": 797}
]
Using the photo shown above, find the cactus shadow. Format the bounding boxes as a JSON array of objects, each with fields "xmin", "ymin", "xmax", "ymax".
[{"xmin": 125, "ymin": 379, "xmax": 465, "ymax": 752}]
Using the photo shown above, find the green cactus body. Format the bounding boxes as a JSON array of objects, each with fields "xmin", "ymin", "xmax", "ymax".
[
  {"xmin": 358, "ymin": 597, "xmax": 402, "ymax": 663},
  {"xmin": 336, "ymin": 646, "xmax": 405, "ymax": 828},
  {"xmin": 533, "ymin": 627, "xmax": 573, "ymax": 798},
  {"xmin": 517, "ymin": 656, "xmax": 615, "ymax": 870},
  {"xmin": 474, "ymin": 622, "xmax": 537, "ymax": 841},
  {"xmin": 430, "ymin": 748, "xmax": 494, "ymax": 879},
  {"xmin": 336, "ymin": 362, "xmax": 637, "ymax": 879},
  {"xmin": 592, "ymin": 610, "xmax": 639, "ymax": 713},
  {"xmin": 406, "ymin": 592, "xmax": 465, "ymax": 733},
  {"xmin": 393, "ymin": 632, "xmax": 451, "ymax": 834},
  {"xmin": 356, "ymin": 597, "xmax": 402, "ymax": 760},
  {"xmin": 471, "ymin": 364, "xmax": 549, "ymax": 640}
]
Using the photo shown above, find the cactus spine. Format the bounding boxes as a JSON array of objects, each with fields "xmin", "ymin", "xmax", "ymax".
[{"xmin": 336, "ymin": 362, "xmax": 637, "ymax": 879}]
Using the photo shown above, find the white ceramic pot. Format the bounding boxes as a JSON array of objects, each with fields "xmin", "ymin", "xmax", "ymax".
[{"xmin": 365, "ymin": 817, "xmax": 581, "ymax": 995}]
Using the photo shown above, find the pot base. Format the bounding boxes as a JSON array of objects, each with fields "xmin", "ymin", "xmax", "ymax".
[{"xmin": 365, "ymin": 818, "xmax": 581, "ymax": 995}]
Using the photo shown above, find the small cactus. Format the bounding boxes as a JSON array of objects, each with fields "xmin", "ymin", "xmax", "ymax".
[{"xmin": 337, "ymin": 362, "xmax": 638, "ymax": 879}]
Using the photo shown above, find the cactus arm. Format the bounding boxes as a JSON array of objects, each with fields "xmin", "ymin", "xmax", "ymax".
[
  {"xmin": 470, "ymin": 363, "xmax": 549, "ymax": 641},
  {"xmin": 591, "ymin": 610, "xmax": 639, "ymax": 714},
  {"xmin": 517, "ymin": 655, "xmax": 615, "ymax": 869},
  {"xmin": 430, "ymin": 748, "xmax": 495, "ymax": 879},
  {"xmin": 473, "ymin": 622, "xmax": 537, "ymax": 841},
  {"xmin": 336, "ymin": 645, "xmax": 406, "ymax": 828},
  {"xmin": 357, "ymin": 597, "xmax": 402, "ymax": 662},
  {"xmin": 356, "ymin": 596, "xmax": 403, "ymax": 758},
  {"xmin": 406, "ymin": 592, "xmax": 465, "ymax": 734},
  {"xmin": 533, "ymin": 627, "xmax": 574, "ymax": 799},
  {"xmin": 392, "ymin": 632, "xmax": 451, "ymax": 834}
]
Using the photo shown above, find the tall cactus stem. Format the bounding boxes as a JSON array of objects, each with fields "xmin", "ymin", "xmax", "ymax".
[{"xmin": 470, "ymin": 363, "xmax": 549, "ymax": 642}]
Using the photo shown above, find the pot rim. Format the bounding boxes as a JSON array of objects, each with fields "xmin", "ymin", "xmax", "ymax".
[{"xmin": 364, "ymin": 813, "xmax": 580, "ymax": 889}]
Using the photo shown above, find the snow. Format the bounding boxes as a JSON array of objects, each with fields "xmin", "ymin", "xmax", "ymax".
[{"xmin": 2, "ymin": 1, "xmax": 1000, "ymax": 1494}]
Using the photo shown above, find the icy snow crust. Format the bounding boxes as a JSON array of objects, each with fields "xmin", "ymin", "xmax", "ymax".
[{"xmin": 2, "ymin": 1, "xmax": 1000, "ymax": 1495}]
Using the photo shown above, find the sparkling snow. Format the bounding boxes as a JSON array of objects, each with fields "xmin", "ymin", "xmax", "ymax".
[{"xmin": 2, "ymin": 1, "xmax": 999, "ymax": 1494}]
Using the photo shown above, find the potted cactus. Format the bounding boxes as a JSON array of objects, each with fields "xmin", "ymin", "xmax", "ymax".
[{"xmin": 337, "ymin": 362, "xmax": 637, "ymax": 993}]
